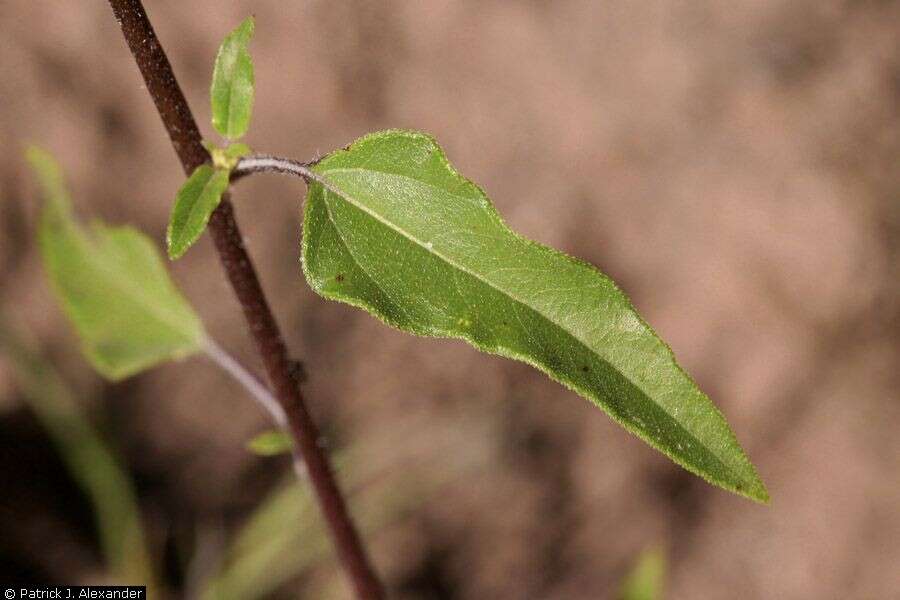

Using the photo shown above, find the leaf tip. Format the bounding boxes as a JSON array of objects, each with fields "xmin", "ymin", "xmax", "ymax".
[
  {"xmin": 25, "ymin": 146, "xmax": 63, "ymax": 192},
  {"xmin": 742, "ymin": 476, "xmax": 771, "ymax": 505},
  {"xmin": 166, "ymin": 242, "xmax": 183, "ymax": 261},
  {"xmin": 24, "ymin": 144, "xmax": 49, "ymax": 168},
  {"xmin": 723, "ymin": 459, "xmax": 769, "ymax": 504},
  {"xmin": 238, "ymin": 15, "xmax": 256, "ymax": 37}
]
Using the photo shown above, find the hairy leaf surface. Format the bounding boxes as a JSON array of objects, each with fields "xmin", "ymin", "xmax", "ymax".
[
  {"xmin": 210, "ymin": 16, "xmax": 255, "ymax": 140},
  {"xmin": 167, "ymin": 164, "xmax": 230, "ymax": 259},
  {"xmin": 29, "ymin": 148, "xmax": 205, "ymax": 380},
  {"xmin": 302, "ymin": 130, "xmax": 767, "ymax": 502}
]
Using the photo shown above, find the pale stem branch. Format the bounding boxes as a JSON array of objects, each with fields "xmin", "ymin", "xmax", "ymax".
[
  {"xmin": 202, "ymin": 338, "xmax": 287, "ymax": 428},
  {"xmin": 203, "ymin": 338, "xmax": 309, "ymax": 479},
  {"xmin": 232, "ymin": 154, "xmax": 350, "ymax": 199},
  {"xmin": 231, "ymin": 154, "xmax": 317, "ymax": 183}
]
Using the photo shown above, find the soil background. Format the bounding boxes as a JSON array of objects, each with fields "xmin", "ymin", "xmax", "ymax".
[{"xmin": 1, "ymin": 1, "xmax": 898, "ymax": 598}]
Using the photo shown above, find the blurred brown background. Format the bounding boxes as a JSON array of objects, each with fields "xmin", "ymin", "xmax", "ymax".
[{"xmin": 1, "ymin": 1, "xmax": 898, "ymax": 598}]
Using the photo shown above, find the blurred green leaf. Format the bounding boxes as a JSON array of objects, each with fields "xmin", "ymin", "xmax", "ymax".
[
  {"xmin": 210, "ymin": 16, "xmax": 255, "ymax": 140},
  {"xmin": 619, "ymin": 546, "xmax": 666, "ymax": 600},
  {"xmin": 0, "ymin": 316, "xmax": 156, "ymax": 589},
  {"xmin": 167, "ymin": 164, "xmax": 230, "ymax": 259},
  {"xmin": 246, "ymin": 429, "xmax": 293, "ymax": 456},
  {"xmin": 29, "ymin": 147, "xmax": 206, "ymax": 380},
  {"xmin": 203, "ymin": 431, "xmax": 483, "ymax": 600},
  {"xmin": 302, "ymin": 130, "xmax": 768, "ymax": 502},
  {"xmin": 202, "ymin": 479, "xmax": 319, "ymax": 600}
]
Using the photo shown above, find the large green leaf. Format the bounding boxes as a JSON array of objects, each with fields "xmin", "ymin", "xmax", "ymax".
[
  {"xmin": 210, "ymin": 16, "xmax": 255, "ymax": 140},
  {"xmin": 302, "ymin": 130, "xmax": 768, "ymax": 502},
  {"xmin": 29, "ymin": 148, "xmax": 206, "ymax": 380},
  {"xmin": 167, "ymin": 164, "xmax": 230, "ymax": 259}
]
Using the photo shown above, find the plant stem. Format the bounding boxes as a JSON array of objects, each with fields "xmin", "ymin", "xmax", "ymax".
[
  {"xmin": 204, "ymin": 339, "xmax": 314, "ymax": 480},
  {"xmin": 232, "ymin": 155, "xmax": 350, "ymax": 202},
  {"xmin": 105, "ymin": 2, "xmax": 384, "ymax": 598}
]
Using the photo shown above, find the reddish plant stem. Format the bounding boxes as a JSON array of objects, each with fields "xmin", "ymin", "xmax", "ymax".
[{"xmin": 105, "ymin": 2, "xmax": 384, "ymax": 598}]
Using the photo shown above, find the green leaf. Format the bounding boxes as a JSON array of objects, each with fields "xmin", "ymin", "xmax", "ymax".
[
  {"xmin": 618, "ymin": 546, "xmax": 666, "ymax": 600},
  {"xmin": 302, "ymin": 130, "xmax": 768, "ymax": 502},
  {"xmin": 28, "ymin": 147, "xmax": 206, "ymax": 380},
  {"xmin": 167, "ymin": 164, "xmax": 230, "ymax": 259},
  {"xmin": 206, "ymin": 421, "xmax": 484, "ymax": 600},
  {"xmin": 246, "ymin": 430, "xmax": 293, "ymax": 456},
  {"xmin": 210, "ymin": 16, "xmax": 255, "ymax": 140}
]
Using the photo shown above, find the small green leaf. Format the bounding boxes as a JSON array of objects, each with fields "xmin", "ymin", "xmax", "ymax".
[
  {"xmin": 210, "ymin": 16, "xmax": 255, "ymax": 140},
  {"xmin": 302, "ymin": 130, "xmax": 768, "ymax": 502},
  {"xmin": 246, "ymin": 430, "xmax": 293, "ymax": 456},
  {"xmin": 167, "ymin": 164, "xmax": 230, "ymax": 259},
  {"xmin": 28, "ymin": 148, "xmax": 206, "ymax": 380},
  {"xmin": 618, "ymin": 546, "xmax": 666, "ymax": 600}
]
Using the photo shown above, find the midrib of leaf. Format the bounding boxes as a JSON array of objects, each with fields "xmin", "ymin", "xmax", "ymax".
[
  {"xmin": 314, "ymin": 170, "xmax": 742, "ymax": 482},
  {"xmin": 224, "ymin": 64, "xmax": 239, "ymax": 137}
]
